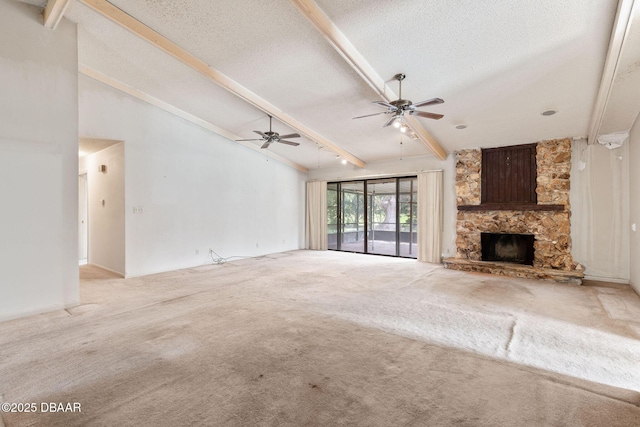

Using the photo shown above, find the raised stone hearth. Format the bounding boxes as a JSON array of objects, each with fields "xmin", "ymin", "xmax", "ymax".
[
  {"xmin": 442, "ymin": 258, "xmax": 583, "ymax": 285},
  {"xmin": 445, "ymin": 138, "xmax": 584, "ymax": 284}
]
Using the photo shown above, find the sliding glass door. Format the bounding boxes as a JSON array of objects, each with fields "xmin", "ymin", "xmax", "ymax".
[{"xmin": 327, "ymin": 176, "xmax": 417, "ymax": 258}]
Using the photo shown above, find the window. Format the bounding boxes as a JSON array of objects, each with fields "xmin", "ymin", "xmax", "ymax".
[{"xmin": 327, "ymin": 176, "xmax": 417, "ymax": 258}]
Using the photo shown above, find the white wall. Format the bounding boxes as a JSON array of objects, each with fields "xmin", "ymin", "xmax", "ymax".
[
  {"xmin": 82, "ymin": 143, "xmax": 126, "ymax": 275},
  {"xmin": 0, "ymin": 2, "xmax": 79, "ymax": 321},
  {"xmin": 79, "ymin": 76, "xmax": 306, "ymax": 277},
  {"xmin": 308, "ymin": 154, "xmax": 457, "ymax": 258},
  {"xmin": 629, "ymin": 117, "xmax": 640, "ymax": 293},
  {"xmin": 571, "ymin": 139, "xmax": 630, "ymax": 282}
]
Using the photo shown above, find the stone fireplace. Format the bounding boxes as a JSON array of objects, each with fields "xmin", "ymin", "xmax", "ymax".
[{"xmin": 443, "ymin": 138, "xmax": 584, "ymax": 284}]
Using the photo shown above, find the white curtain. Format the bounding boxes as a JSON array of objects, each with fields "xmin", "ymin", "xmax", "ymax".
[
  {"xmin": 418, "ymin": 171, "xmax": 443, "ymax": 263},
  {"xmin": 306, "ymin": 181, "xmax": 328, "ymax": 250}
]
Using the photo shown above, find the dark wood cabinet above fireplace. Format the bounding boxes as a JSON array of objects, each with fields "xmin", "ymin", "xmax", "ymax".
[
  {"xmin": 458, "ymin": 143, "xmax": 564, "ymax": 212},
  {"xmin": 481, "ymin": 143, "xmax": 537, "ymax": 204}
]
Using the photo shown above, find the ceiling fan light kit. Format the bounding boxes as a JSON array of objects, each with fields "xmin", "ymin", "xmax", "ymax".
[{"xmin": 353, "ymin": 73, "xmax": 445, "ymax": 128}]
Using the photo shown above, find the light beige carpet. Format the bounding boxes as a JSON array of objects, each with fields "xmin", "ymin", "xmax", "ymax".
[{"xmin": 0, "ymin": 250, "xmax": 639, "ymax": 426}]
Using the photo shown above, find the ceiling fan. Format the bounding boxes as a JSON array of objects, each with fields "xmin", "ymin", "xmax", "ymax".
[
  {"xmin": 353, "ymin": 73, "xmax": 444, "ymax": 127},
  {"xmin": 236, "ymin": 115, "xmax": 301, "ymax": 149}
]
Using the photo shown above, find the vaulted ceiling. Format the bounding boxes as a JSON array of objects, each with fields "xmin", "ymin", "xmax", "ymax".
[{"xmin": 23, "ymin": 0, "xmax": 640, "ymax": 171}]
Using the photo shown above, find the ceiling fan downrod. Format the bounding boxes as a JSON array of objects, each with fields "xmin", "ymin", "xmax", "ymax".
[{"xmin": 394, "ymin": 73, "xmax": 405, "ymax": 100}]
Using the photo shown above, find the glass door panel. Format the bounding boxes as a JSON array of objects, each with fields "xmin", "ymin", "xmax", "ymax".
[
  {"xmin": 327, "ymin": 182, "xmax": 338, "ymax": 250},
  {"xmin": 399, "ymin": 178, "xmax": 418, "ymax": 258},
  {"xmin": 340, "ymin": 181, "xmax": 365, "ymax": 253},
  {"xmin": 367, "ymin": 179, "xmax": 397, "ymax": 256}
]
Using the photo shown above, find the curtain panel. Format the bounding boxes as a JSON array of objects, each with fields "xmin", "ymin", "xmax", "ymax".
[
  {"xmin": 306, "ymin": 181, "xmax": 328, "ymax": 250},
  {"xmin": 417, "ymin": 171, "xmax": 443, "ymax": 263}
]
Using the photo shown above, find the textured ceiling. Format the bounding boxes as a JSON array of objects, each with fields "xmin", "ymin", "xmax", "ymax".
[
  {"xmin": 317, "ymin": 0, "xmax": 618, "ymax": 149},
  {"xmin": 79, "ymin": 137, "xmax": 121, "ymax": 157},
  {"xmin": 45, "ymin": 1, "xmax": 639, "ymax": 170}
]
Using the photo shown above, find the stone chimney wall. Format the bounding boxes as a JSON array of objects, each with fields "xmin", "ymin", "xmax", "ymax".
[{"xmin": 454, "ymin": 138, "xmax": 581, "ymax": 271}]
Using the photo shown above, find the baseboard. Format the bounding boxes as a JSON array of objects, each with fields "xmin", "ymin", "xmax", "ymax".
[
  {"xmin": 583, "ymin": 275, "xmax": 630, "ymax": 284},
  {"xmin": 0, "ymin": 300, "xmax": 80, "ymax": 324},
  {"xmin": 124, "ymin": 261, "xmax": 221, "ymax": 279},
  {"xmin": 88, "ymin": 263, "xmax": 125, "ymax": 278}
]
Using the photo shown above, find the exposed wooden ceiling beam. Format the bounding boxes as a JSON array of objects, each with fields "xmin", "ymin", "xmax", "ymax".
[
  {"xmin": 77, "ymin": 0, "xmax": 365, "ymax": 168},
  {"xmin": 79, "ymin": 65, "xmax": 309, "ymax": 174},
  {"xmin": 43, "ymin": 0, "xmax": 71, "ymax": 30},
  {"xmin": 587, "ymin": 0, "xmax": 638, "ymax": 144},
  {"xmin": 291, "ymin": 0, "xmax": 447, "ymax": 160}
]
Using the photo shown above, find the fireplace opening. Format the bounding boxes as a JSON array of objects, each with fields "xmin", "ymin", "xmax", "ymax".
[{"xmin": 481, "ymin": 233, "xmax": 534, "ymax": 265}]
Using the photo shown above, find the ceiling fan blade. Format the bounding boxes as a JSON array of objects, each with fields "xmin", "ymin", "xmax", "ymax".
[
  {"xmin": 383, "ymin": 114, "xmax": 401, "ymax": 127},
  {"xmin": 254, "ymin": 131, "xmax": 268, "ymax": 138},
  {"xmin": 261, "ymin": 141, "xmax": 271, "ymax": 149},
  {"xmin": 373, "ymin": 101, "xmax": 397, "ymax": 110},
  {"xmin": 353, "ymin": 111, "xmax": 389, "ymax": 120},
  {"xmin": 411, "ymin": 98, "xmax": 444, "ymax": 108},
  {"xmin": 277, "ymin": 133, "xmax": 300, "ymax": 139},
  {"xmin": 410, "ymin": 110, "xmax": 444, "ymax": 120},
  {"xmin": 236, "ymin": 138, "xmax": 264, "ymax": 141},
  {"xmin": 278, "ymin": 140, "xmax": 300, "ymax": 146}
]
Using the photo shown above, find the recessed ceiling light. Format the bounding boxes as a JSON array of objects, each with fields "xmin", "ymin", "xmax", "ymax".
[
  {"xmin": 541, "ymin": 109, "xmax": 557, "ymax": 116},
  {"xmin": 455, "ymin": 124, "xmax": 467, "ymax": 130},
  {"xmin": 341, "ymin": 159, "xmax": 347, "ymax": 165}
]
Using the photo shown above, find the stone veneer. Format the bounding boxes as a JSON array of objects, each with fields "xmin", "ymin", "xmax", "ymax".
[{"xmin": 450, "ymin": 138, "xmax": 583, "ymax": 281}]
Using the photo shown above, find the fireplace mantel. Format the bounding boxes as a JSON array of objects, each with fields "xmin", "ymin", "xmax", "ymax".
[{"xmin": 458, "ymin": 203, "xmax": 564, "ymax": 212}]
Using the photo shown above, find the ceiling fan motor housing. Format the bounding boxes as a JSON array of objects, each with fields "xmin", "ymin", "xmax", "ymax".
[{"xmin": 390, "ymin": 99, "xmax": 413, "ymax": 109}]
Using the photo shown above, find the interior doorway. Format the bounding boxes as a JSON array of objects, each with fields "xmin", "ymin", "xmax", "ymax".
[{"xmin": 78, "ymin": 137, "xmax": 125, "ymax": 276}]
